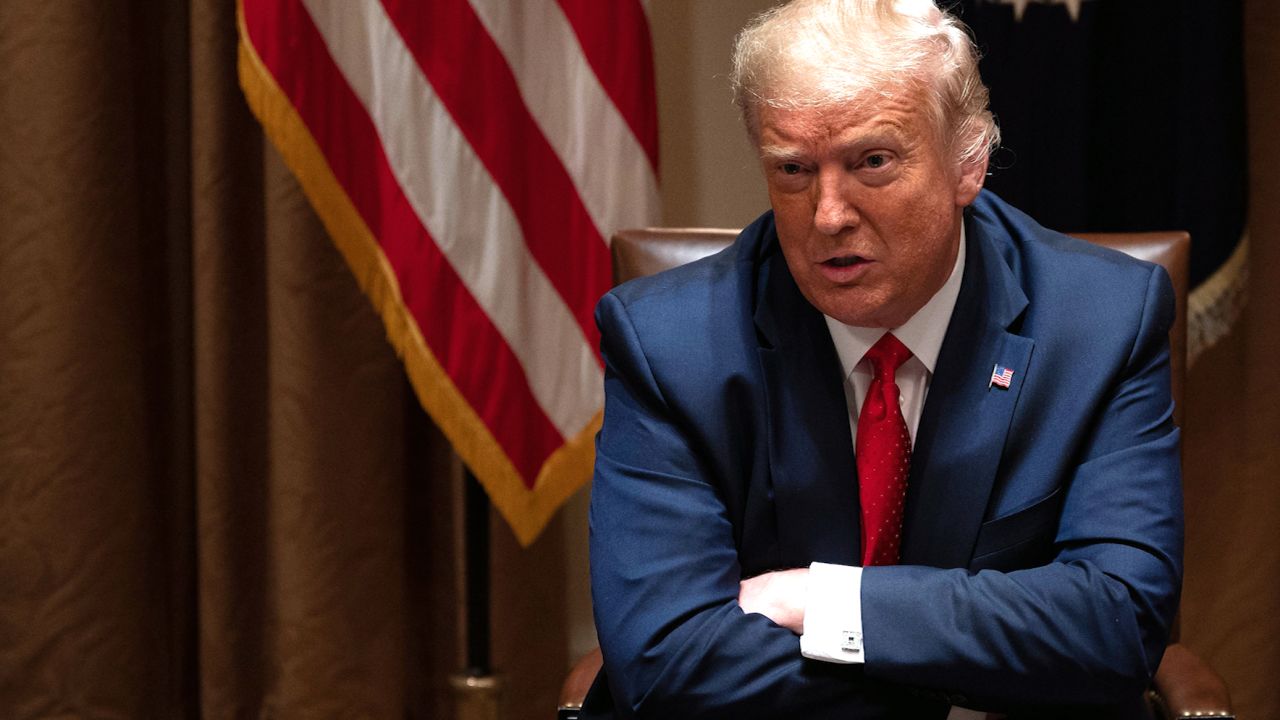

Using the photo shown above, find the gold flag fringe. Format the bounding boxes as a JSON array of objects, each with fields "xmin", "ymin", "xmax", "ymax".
[
  {"xmin": 235, "ymin": 0, "xmax": 596, "ymax": 547},
  {"xmin": 1188, "ymin": 233, "xmax": 1249, "ymax": 367}
]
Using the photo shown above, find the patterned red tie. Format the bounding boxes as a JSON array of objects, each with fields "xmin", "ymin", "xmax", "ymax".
[{"xmin": 857, "ymin": 332, "xmax": 914, "ymax": 566}]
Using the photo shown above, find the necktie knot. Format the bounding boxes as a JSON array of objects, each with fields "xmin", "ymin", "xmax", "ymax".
[{"xmin": 863, "ymin": 332, "xmax": 912, "ymax": 383}]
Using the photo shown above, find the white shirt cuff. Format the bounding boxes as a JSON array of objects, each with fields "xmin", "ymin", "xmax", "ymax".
[{"xmin": 799, "ymin": 562, "xmax": 864, "ymax": 664}]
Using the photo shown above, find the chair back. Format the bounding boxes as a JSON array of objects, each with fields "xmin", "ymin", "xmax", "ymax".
[{"xmin": 611, "ymin": 228, "xmax": 740, "ymax": 285}]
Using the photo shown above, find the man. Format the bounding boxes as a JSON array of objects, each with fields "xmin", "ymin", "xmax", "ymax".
[{"xmin": 586, "ymin": 1, "xmax": 1182, "ymax": 717}]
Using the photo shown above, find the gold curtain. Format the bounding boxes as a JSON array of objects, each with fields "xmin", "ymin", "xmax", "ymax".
[{"xmin": 0, "ymin": 1, "xmax": 566, "ymax": 717}]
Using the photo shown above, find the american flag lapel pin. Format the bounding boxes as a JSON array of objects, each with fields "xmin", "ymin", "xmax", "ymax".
[{"xmin": 989, "ymin": 364, "xmax": 1014, "ymax": 390}]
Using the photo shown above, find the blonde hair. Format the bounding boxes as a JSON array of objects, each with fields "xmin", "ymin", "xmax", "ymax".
[{"xmin": 730, "ymin": 0, "xmax": 999, "ymax": 167}]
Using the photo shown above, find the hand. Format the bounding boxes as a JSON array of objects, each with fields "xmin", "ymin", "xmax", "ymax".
[{"xmin": 738, "ymin": 568, "xmax": 808, "ymax": 634}]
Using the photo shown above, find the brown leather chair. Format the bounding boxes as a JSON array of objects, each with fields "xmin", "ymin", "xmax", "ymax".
[{"xmin": 558, "ymin": 228, "xmax": 1232, "ymax": 720}]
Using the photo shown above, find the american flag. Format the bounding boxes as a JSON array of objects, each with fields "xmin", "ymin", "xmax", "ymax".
[
  {"xmin": 236, "ymin": 0, "xmax": 660, "ymax": 545},
  {"xmin": 990, "ymin": 364, "xmax": 1015, "ymax": 389}
]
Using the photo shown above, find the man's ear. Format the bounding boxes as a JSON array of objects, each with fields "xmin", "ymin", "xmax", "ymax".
[{"xmin": 955, "ymin": 155, "xmax": 988, "ymax": 207}]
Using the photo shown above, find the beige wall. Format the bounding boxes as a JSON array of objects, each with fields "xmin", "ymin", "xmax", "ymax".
[{"xmin": 651, "ymin": 0, "xmax": 776, "ymax": 228}]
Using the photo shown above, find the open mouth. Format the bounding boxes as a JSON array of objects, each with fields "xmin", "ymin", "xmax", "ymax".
[{"xmin": 824, "ymin": 255, "xmax": 867, "ymax": 268}]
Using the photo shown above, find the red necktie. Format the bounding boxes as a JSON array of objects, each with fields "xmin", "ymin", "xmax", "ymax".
[{"xmin": 857, "ymin": 333, "xmax": 913, "ymax": 566}]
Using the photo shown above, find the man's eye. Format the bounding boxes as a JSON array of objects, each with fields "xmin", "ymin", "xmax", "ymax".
[
  {"xmin": 780, "ymin": 163, "xmax": 803, "ymax": 175},
  {"xmin": 864, "ymin": 154, "xmax": 888, "ymax": 169}
]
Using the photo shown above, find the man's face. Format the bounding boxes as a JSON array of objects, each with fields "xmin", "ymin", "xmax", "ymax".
[{"xmin": 757, "ymin": 93, "xmax": 985, "ymax": 328}]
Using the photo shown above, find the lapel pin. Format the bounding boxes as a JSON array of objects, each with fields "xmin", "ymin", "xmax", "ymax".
[{"xmin": 989, "ymin": 364, "xmax": 1014, "ymax": 390}]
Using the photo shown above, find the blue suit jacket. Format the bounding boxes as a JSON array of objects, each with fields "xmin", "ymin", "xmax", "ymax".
[{"xmin": 586, "ymin": 192, "xmax": 1183, "ymax": 719}]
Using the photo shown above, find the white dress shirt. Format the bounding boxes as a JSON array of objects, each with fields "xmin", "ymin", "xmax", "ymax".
[{"xmin": 799, "ymin": 227, "xmax": 966, "ymax": 667}]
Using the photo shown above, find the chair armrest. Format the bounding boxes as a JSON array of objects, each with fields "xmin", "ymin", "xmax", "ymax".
[
  {"xmin": 558, "ymin": 647, "xmax": 603, "ymax": 718},
  {"xmin": 1148, "ymin": 642, "xmax": 1234, "ymax": 720}
]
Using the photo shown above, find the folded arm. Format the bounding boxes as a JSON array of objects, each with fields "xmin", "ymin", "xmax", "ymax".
[{"xmin": 591, "ymin": 292, "xmax": 907, "ymax": 719}]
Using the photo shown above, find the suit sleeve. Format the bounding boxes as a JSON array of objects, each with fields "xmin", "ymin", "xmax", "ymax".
[
  {"xmin": 589, "ymin": 292, "xmax": 933, "ymax": 719},
  {"xmin": 860, "ymin": 263, "xmax": 1184, "ymax": 709}
]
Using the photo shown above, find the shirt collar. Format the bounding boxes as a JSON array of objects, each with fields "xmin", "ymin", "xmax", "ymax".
[{"xmin": 823, "ymin": 224, "xmax": 966, "ymax": 378}]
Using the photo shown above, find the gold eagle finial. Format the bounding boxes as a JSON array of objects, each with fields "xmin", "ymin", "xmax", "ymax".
[{"xmin": 995, "ymin": 0, "xmax": 1086, "ymax": 22}]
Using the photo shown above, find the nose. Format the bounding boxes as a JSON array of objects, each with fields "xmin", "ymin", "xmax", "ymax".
[{"xmin": 813, "ymin": 165, "xmax": 859, "ymax": 236}]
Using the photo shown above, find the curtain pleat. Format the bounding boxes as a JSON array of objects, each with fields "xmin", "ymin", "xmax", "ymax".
[{"xmin": 0, "ymin": 2, "xmax": 181, "ymax": 716}]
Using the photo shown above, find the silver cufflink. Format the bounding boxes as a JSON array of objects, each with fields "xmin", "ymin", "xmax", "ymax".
[{"xmin": 840, "ymin": 630, "xmax": 863, "ymax": 654}]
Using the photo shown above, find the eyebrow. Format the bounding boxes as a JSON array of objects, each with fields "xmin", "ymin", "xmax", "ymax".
[
  {"xmin": 833, "ymin": 125, "xmax": 908, "ymax": 152},
  {"xmin": 758, "ymin": 145, "xmax": 806, "ymax": 162}
]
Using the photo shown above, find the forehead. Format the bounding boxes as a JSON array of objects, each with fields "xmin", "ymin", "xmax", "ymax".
[{"xmin": 756, "ymin": 95, "xmax": 930, "ymax": 153}]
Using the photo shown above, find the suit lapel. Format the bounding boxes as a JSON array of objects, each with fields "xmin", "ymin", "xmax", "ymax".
[
  {"xmin": 900, "ymin": 214, "xmax": 1033, "ymax": 568},
  {"xmin": 755, "ymin": 248, "xmax": 862, "ymax": 568}
]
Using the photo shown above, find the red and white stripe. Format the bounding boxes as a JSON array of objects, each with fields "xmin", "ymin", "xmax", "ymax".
[
  {"xmin": 241, "ymin": 0, "xmax": 658, "ymax": 494},
  {"xmin": 470, "ymin": 0, "xmax": 660, "ymax": 244}
]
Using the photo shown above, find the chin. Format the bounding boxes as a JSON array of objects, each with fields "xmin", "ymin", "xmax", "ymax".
[
  {"xmin": 821, "ymin": 305, "xmax": 885, "ymax": 329},
  {"xmin": 834, "ymin": 314, "xmax": 889, "ymax": 329},
  {"xmin": 812, "ymin": 292, "xmax": 892, "ymax": 329}
]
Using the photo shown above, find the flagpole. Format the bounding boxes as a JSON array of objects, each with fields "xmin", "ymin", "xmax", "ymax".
[
  {"xmin": 463, "ymin": 468, "xmax": 491, "ymax": 674},
  {"xmin": 450, "ymin": 467, "xmax": 504, "ymax": 720}
]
